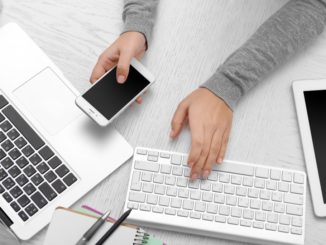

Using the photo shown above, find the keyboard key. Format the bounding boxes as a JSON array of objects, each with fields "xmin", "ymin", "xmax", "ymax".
[
  {"xmin": 177, "ymin": 210, "xmax": 189, "ymax": 217},
  {"xmin": 25, "ymin": 203, "xmax": 38, "ymax": 217},
  {"xmin": 39, "ymin": 146, "xmax": 54, "ymax": 160},
  {"xmin": 278, "ymin": 225, "xmax": 290, "ymax": 233},
  {"xmin": 9, "ymin": 148, "xmax": 21, "ymax": 160},
  {"xmin": 0, "ymin": 121, "xmax": 13, "ymax": 132},
  {"xmin": 23, "ymin": 183, "xmax": 36, "ymax": 195},
  {"xmin": 284, "ymin": 193, "xmax": 304, "ymax": 205},
  {"xmin": 1, "ymin": 158, "xmax": 13, "ymax": 169},
  {"xmin": 136, "ymin": 149, "xmax": 147, "ymax": 155},
  {"xmin": 63, "ymin": 173, "xmax": 77, "ymax": 186},
  {"xmin": 17, "ymin": 194, "xmax": 30, "ymax": 207},
  {"xmin": 171, "ymin": 154, "xmax": 182, "ymax": 165},
  {"xmin": 129, "ymin": 192, "xmax": 146, "ymax": 203},
  {"xmin": 290, "ymin": 184, "xmax": 304, "ymax": 195},
  {"xmin": 282, "ymin": 171, "xmax": 292, "ymax": 182},
  {"xmin": 0, "ymin": 168, "xmax": 8, "ymax": 181},
  {"xmin": 0, "ymin": 95, "xmax": 8, "ymax": 109},
  {"xmin": 135, "ymin": 161, "xmax": 159, "ymax": 172},
  {"xmin": 0, "ymin": 113, "xmax": 4, "ymax": 123},
  {"xmin": 16, "ymin": 174, "xmax": 28, "ymax": 187},
  {"xmin": 227, "ymin": 217, "xmax": 239, "ymax": 225},
  {"xmin": 293, "ymin": 173, "xmax": 304, "ymax": 184},
  {"xmin": 278, "ymin": 182, "xmax": 289, "ymax": 192},
  {"xmin": 270, "ymin": 169, "xmax": 281, "ymax": 180},
  {"xmin": 292, "ymin": 216, "xmax": 303, "ymax": 227},
  {"xmin": 1, "ymin": 139, "xmax": 14, "ymax": 151},
  {"xmin": 9, "ymin": 186, "xmax": 23, "ymax": 198},
  {"xmin": 215, "ymin": 215, "xmax": 226, "ymax": 223},
  {"xmin": 29, "ymin": 154, "xmax": 42, "ymax": 165},
  {"xmin": 22, "ymin": 145, "xmax": 34, "ymax": 157},
  {"xmin": 45, "ymin": 170, "xmax": 57, "ymax": 183},
  {"xmin": 52, "ymin": 179, "xmax": 66, "ymax": 194},
  {"xmin": 55, "ymin": 164, "xmax": 69, "ymax": 177},
  {"xmin": 37, "ymin": 162, "xmax": 49, "ymax": 174},
  {"xmin": 48, "ymin": 156, "xmax": 62, "ymax": 169},
  {"xmin": 16, "ymin": 156, "xmax": 28, "ymax": 169},
  {"xmin": 10, "ymin": 201, "xmax": 20, "ymax": 212},
  {"xmin": 18, "ymin": 211, "xmax": 28, "ymax": 221},
  {"xmin": 0, "ymin": 131, "xmax": 6, "ymax": 142},
  {"xmin": 39, "ymin": 182, "xmax": 57, "ymax": 201},
  {"xmin": 7, "ymin": 129, "xmax": 19, "ymax": 141},
  {"xmin": 0, "ymin": 184, "xmax": 4, "ymax": 193},
  {"xmin": 31, "ymin": 191, "xmax": 48, "ymax": 209},
  {"xmin": 14, "ymin": 137, "xmax": 27, "ymax": 149},
  {"xmin": 203, "ymin": 214, "xmax": 214, "ymax": 221},
  {"xmin": 8, "ymin": 166, "xmax": 21, "ymax": 178},
  {"xmin": 3, "ymin": 192, "xmax": 13, "ymax": 202},
  {"xmin": 286, "ymin": 204, "xmax": 303, "ymax": 216},
  {"xmin": 23, "ymin": 165, "xmax": 36, "ymax": 177},
  {"xmin": 291, "ymin": 227, "xmax": 302, "ymax": 235},
  {"xmin": 147, "ymin": 155, "xmax": 158, "ymax": 162},
  {"xmin": 255, "ymin": 167, "xmax": 269, "ymax": 178},
  {"xmin": 0, "ymin": 149, "xmax": 6, "ymax": 160},
  {"xmin": 31, "ymin": 173, "xmax": 44, "ymax": 186},
  {"xmin": 3, "ymin": 177, "xmax": 15, "ymax": 189},
  {"xmin": 214, "ymin": 162, "xmax": 254, "ymax": 176},
  {"xmin": 3, "ymin": 105, "xmax": 45, "ymax": 150}
]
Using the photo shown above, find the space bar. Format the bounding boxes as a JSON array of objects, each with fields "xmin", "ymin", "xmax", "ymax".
[
  {"xmin": 3, "ymin": 105, "xmax": 45, "ymax": 150},
  {"xmin": 213, "ymin": 161, "xmax": 254, "ymax": 176}
]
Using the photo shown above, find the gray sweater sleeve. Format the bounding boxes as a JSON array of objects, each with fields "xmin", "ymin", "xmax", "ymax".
[
  {"xmin": 122, "ymin": 0, "xmax": 159, "ymax": 46},
  {"xmin": 202, "ymin": 0, "xmax": 326, "ymax": 110}
]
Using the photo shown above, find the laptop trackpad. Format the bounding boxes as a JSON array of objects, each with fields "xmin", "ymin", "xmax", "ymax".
[{"xmin": 13, "ymin": 67, "xmax": 81, "ymax": 135}]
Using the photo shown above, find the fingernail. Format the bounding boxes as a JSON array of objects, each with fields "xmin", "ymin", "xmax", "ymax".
[
  {"xmin": 117, "ymin": 75, "xmax": 126, "ymax": 84},
  {"xmin": 218, "ymin": 158, "xmax": 223, "ymax": 164},
  {"xmin": 169, "ymin": 130, "xmax": 174, "ymax": 138},
  {"xmin": 191, "ymin": 173, "xmax": 198, "ymax": 180},
  {"xmin": 203, "ymin": 170, "xmax": 210, "ymax": 179},
  {"xmin": 188, "ymin": 161, "xmax": 193, "ymax": 167}
]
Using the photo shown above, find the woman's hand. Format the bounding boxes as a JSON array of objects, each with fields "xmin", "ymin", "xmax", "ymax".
[
  {"xmin": 90, "ymin": 31, "xmax": 147, "ymax": 103},
  {"xmin": 170, "ymin": 88, "xmax": 233, "ymax": 180}
]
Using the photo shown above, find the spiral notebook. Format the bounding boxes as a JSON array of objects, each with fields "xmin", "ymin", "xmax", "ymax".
[{"xmin": 44, "ymin": 207, "xmax": 154, "ymax": 245}]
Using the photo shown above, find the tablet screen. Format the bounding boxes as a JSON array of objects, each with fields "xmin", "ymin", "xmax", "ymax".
[{"xmin": 304, "ymin": 90, "xmax": 326, "ymax": 203}]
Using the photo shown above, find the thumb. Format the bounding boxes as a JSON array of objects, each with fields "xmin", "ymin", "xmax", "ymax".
[
  {"xmin": 170, "ymin": 101, "xmax": 189, "ymax": 138},
  {"xmin": 116, "ymin": 50, "xmax": 133, "ymax": 84}
]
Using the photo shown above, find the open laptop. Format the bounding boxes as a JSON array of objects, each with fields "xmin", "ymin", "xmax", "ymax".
[{"xmin": 0, "ymin": 23, "xmax": 133, "ymax": 240}]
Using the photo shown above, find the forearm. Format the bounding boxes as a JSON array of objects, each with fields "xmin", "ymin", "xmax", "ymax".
[
  {"xmin": 122, "ymin": 0, "xmax": 159, "ymax": 46},
  {"xmin": 202, "ymin": 0, "xmax": 326, "ymax": 110}
]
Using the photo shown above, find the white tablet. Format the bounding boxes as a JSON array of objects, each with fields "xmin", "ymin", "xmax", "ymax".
[{"xmin": 293, "ymin": 79, "xmax": 326, "ymax": 217}]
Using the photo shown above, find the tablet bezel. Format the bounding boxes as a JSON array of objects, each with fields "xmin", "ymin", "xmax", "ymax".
[{"xmin": 293, "ymin": 79, "xmax": 326, "ymax": 217}]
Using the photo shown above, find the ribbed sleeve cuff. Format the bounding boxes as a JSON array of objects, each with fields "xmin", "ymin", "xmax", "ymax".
[
  {"xmin": 122, "ymin": 15, "xmax": 153, "ymax": 48},
  {"xmin": 200, "ymin": 72, "xmax": 243, "ymax": 110}
]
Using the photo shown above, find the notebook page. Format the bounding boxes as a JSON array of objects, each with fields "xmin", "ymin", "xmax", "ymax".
[{"xmin": 44, "ymin": 208, "xmax": 138, "ymax": 245}]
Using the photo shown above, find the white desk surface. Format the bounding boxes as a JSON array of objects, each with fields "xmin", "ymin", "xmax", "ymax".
[{"xmin": 1, "ymin": 0, "xmax": 326, "ymax": 244}]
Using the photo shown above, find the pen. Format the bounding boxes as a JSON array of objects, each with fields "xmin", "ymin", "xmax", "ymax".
[
  {"xmin": 95, "ymin": 209, "xmax": 132, "ymax": 245},
  {"xmin": 75, "ymin": 209, "xmax": 111, "ymax": 245}
]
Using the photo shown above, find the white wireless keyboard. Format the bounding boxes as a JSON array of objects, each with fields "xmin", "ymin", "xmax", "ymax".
[{"xmin": 124, "ymin": 147, "xmax": 306, "ymax": 245}]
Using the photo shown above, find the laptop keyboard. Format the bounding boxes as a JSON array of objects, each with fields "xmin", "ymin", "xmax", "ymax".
[{"xmin": 0, "ymin": 94, "xmax": 78, "ymax": 222}]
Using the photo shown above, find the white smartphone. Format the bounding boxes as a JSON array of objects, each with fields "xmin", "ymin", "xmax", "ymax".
[{"xmin": 75, "ymin": 59, "xmax": 155, "ymax": 126}]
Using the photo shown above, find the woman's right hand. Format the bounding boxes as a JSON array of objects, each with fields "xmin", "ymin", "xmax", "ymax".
[{"xmin": 90, "ymin": 31, "xmax": 147, "ymax": 103}]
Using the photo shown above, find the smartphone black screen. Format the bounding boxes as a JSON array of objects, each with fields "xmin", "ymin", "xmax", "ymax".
[
  {"xmin": 304, "ymin": 90, "xmax": 326, "ymax": 203},
  {"xmin": 83, "ymin": 66, "xmax": 150, "ymax": 120}
]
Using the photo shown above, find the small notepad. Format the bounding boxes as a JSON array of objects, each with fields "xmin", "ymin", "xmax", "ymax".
[{"xmin": 44, "ymin": 207, "xmax": 148, "ymax": 245}]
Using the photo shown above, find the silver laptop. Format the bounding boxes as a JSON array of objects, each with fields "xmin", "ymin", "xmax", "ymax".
[{"xmin": 0, "ymin": 23, "xmax": 133, "ymax": 240}]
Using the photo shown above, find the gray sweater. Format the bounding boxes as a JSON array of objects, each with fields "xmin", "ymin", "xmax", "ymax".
[{"xmin": 123, "ymin": 0, "xmax": 326, "ymax": 110}]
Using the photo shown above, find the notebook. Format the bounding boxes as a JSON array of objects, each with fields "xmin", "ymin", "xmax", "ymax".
[{"xmin": 44, "ymin": 207, "xmax": 151, "ymax": 245}]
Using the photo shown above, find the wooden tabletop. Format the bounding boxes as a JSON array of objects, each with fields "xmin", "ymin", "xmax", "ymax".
[{"xmin": 1, "ymin": 0, "xmax": 326, "ymax": 244}]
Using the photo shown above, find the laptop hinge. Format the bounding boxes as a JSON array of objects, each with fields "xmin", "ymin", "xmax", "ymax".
[{"xmin": 0, "ymin": 207, "xmax": 13, "ymax": 227}]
